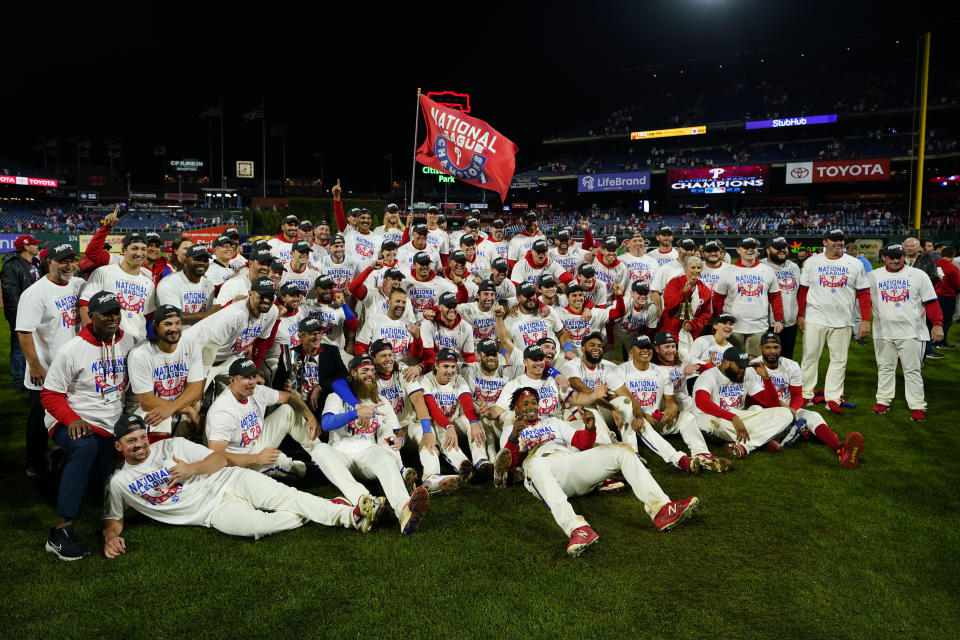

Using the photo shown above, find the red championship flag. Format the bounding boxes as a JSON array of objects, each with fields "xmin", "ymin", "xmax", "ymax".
[{"xmin": 415, "ymin": 94, "xmax": 519, "ymax": 201}]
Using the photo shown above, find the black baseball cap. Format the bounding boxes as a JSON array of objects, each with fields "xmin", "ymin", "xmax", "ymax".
[
  {"xmin": 229, "ymin": 358, "xmax": 258, "ymax": 377},
  {"xmin": 881, "ymin": 243, "xmax": 904, "ymax": 258},
  {"xmin": 722, "ymin": 346, "xmax": 752, "ymax": 368},
  {"xmin": 349, "ymin": 207, "xmax": 362, "ymax": 217},
  {"xmin": 88, "ymin": 291, "xmax": 121, "ymax": 314},
  {"xmin": 653, "ymin": 331, "xmax": 676, "ymax": 346},
  {"xmin": 476, "ymin": 279, "xmax": 496, "ymax": 293},
  {"xmin": 465, "ymin": 218, "xmax": 480, "ymax": 228},
  {"xmin": 152, "ymin": 305, "xmax": 182, "ymax": 328},
  {"xmin": 459, "ymin": 234, "xmax": 477, "ymax": 246},
  {"xmin": 144, "ymin": 232, "xmax": 162, "ymax": 246},
  {"xmin": 582, "ymin": 331, "xmax": 605, "ymax": 346},
  {"xmin": 251, "ymin": 277, "xmax": 276, "ymax": 294},
  {"xmin": 299, "ymin": 219, "xmax": 314, "ymax": 230},
  {"xmin": 413, "ymin": 251, "xmax": 433, "ymax": 266},
  {"xmin": 369, "ymin": 338, "xmax": 394, "ymax": 355},
  {"xmin": 298, "ymin": 317, "xmax": 322, "ymax": 334},
  {"xmin": 716, "ymin": 313, "xmax": 736, "ymax": 324},
  {"xmin": 517, "ymin": 282, "xmax": 536, "ymax": 298},
  {"xmin": 531, "ymin": 239, "xmax": 548, "ymax": 253},
  {"xmin": 412, "ymin": 223, "xmax": 428, "ymax": 235},
  {"xmin": 212, "ymin": 235, "xmax": 235, "ymax": 248},
  {"xmin": 427, "ymin": 206, "xmax": 439, "ymax": 214},
  {"xmin": 381, "ymin": 239, "xmax": 399, "ymax": 250},
  {"xmin": 122, "ymin": 232, "xmax": 145, "ymax": 248},
  {"xmin": 383, "ymin": 267, "xmax": 405, "ymax": 280},
  {"xmin": 538, "ymin": 275, "xmax": 557, "ymax": 289},
  {"xmin": 270, "ymin": 259, "xmax": 285, "ymax": 274},
  {"xmin": 523, "ymin": 211, "xmax": 537, "ymax": 221},
  {"xmin": 477, "ymin": 339, "xmax": 498, "ymax": 355},
  {"xmin": 557, "ymin": 229, "xmax": 571, "ymax": 240},
  {"xmin": 438, "ymin": 292, "xmax": 459, "ymax": 308},
  {"xmin": 678, "ymin": 238, "xmax": 697, "ymax": 251},
  {"xmin": 537, "ymin": 336, "xmax": 556, "ymax": 348},
  {"xmin": 738, "ymin": 237, "xmax": 759, "ymax": 249},
  {"xmin": 435, "ymin": 348, "xmax": 458, "ymax": 363},
  {"xmin": 279, "ymin": 282, "xmax": 302, "ymax": 297},
  {"xmin": 282, "ymin": 214, "xmax": 299, "ymax": 225},
  {"xmin": 491, "ymin": 257, "xmax": 509, "ymax": 272},
  {"xmin": 703, "ymin": 240, "xmax": 721, "ymax": 251},
  {"xmin": 603, "ymin": 236, "xmax": 619, "ymax": 251},
  {"xmin": 314, "ymin": 275, "xmax": 334, "ymax": 289},
  {"xmin": 48, "ymin": 243, "xmax": 77, "ymax": 262},
  {"xmin": 632, "ymin": 334, "xmax": 653, "ymax": 350},
  {"xmin": 577, "ymin": 263, "xmax": 596, "ymax": 277},
  {"xmin": 385, "ymin": 203, "xmax": 400, "ymax": 213},
  {"xmin": 523, "ymin": 344, "xmax": 545, "ymax": 360},
  {"xmin": 292, "ymin": 240, "xmax": 311, "ymax": 254},
  {"xmin": 824, "ymin": 228, "xmax": 845, "ymax": 241},
  {"xmin": 331, "ymin": 234, "xmax": 346, "ymax": 245},
  {"xmin": 770, "ymin": 237, "xmax": 788, "ymax": 249},
  {"xmin": 349, "ymin": 354, "xmax": 375, "ymax": 371},
  {"xmin": 224, "ymin": 227, "xmax": 240, "ymax": 239},
  {"xmin": 114, "ymin": 413, "xmax": 147, "ymax": 440},
  {"xmin": 656, "ymin": 226, "xmax": 673, "ymax": 235},
  {"xmin": 250, "ymin": 248, "xmax": 273, "ymax": 264},
  {"xmin": 631, "ymin": 281, "xmax": 650, "ymax": 294},
  {"xmin": 492, "ymin": 219, "xmax": 505, "ymax": 228},
  {"xmin": 760, "ymin": 332, "xmax": 781, "ymax": 346},
  {"xmin": 565, "ymin": 283, "xmax": 584, "ymax": 295},
  {"xmin": 186, "ymin": 244, "xmax": 210, "ymax": 260},
  {"xmin": 449, "ymin": 250, "xmax": 467, "ymax": 263}
]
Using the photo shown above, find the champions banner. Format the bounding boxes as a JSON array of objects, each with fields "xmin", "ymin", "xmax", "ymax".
[{"xmin": 415, "ymin": 95, "xmax": 518, "ymax": 201}]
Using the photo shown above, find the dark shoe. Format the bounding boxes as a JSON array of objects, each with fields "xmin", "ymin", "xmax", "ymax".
[{"xmin": 45, "ymin": 525, "xmax": 90, "ymax": 561}]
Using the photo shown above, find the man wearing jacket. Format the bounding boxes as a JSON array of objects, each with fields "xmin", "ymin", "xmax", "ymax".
[{"xmin": 1, "ymin": 234, "xmax": 42, "ymax": 391}]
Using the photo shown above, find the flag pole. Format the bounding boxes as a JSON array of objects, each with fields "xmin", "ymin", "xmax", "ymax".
[{"xmin": 409, "ymin": 88, "xmax": 422, "ymax": 213}]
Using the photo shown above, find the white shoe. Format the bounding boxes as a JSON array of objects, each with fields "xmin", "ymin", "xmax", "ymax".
[
  {"xmin": 355, "ymin": 495, "xmax": 384, "ymax": 533},
  {"xmin": 422, "ymin": 473, "xmax": 461, "ymax": 495},
  {"xmin": 398, "ymin": 487, "xmax": 430, "ymax": 535}
]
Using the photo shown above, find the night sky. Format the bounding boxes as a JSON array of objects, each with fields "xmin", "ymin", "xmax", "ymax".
[{"xmin": 2, "ymin": 2, "xmax": 958, "ymax": 191}]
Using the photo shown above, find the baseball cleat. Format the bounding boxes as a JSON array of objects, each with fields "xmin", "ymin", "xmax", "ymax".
[
  {"xmin": 509, "ymin": 467, "xmax": 526, "ymax": 485},
  {"xmin": 598, "ymin": 474, "xmax": 626, "ymax": 492},
  {"xmin": 779, "ymin": 424, "xmax": 803, "ymax": 449},
  {"xmin": 493, "ymin": 448, "xmax": 513, "ymax": 488},
  {"xmin": 291, "ymin": 460, "xmax": 307, "ymax": 478},
  {"xmin": 826, "ymin": 401, "xmax": 844, "ymax": 415},
  {"xmin": 837, "ymin": 432, "xmax": 865, "ymax": 469},
  {"xmin": 399, "ymin": 487, "xmax": 430, "ymax": 535},
  {"xmin": 45, "ymin": 525, "xmax": 90, "ymax": 561},
  {"xmin": 458, "ymin": 459, "xmax": 475, "ymax": 483},
  {"xmin": 472, "ymin": 459, "xmax": 494, "ymax": 483},
  {"xmin": 677, "ymin": 455, "xmax": 702, "ymax": 474},
  {"xmin": 402, "ymin": 467, "xmax": 418, "ymax": 494},
  {"xmin": 910, "ymin": 410, "xmax": 927, "ymax": 421},
  {"xmin": 871, "ymin": 403, "xmax": 891, "ymax": 414},
  {"xmin": 794, "ymin": 418, "xmax": 810, "ymax": 438},
  {"xmin": 354, "ymin": 494, "xmax": 384, "ymax": 533},
  {"xmin": 724, "ymin": 442, "xmax": 748, "ymax": 459},
  {"xmin": 763, "ymin": 440, "xmax": 782, "ymax": 453},
  {"xmin": 422, "ymin": 473, "xmax": 461, "ymax": 495},
  {"xmin": 653, "ymin": 497, "xmax": 699, "ymax": 532},
  {"xmin": 566, "ymin": 525, "xmax": 599, "ymax": 557},
  {"xmin": 696, "ymin": 453, "xmax": 733, "ymax": 473}
]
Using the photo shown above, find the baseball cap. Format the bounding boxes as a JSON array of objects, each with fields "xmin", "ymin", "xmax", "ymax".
[
  {"xmin": 292, "ymin": 240, "xmax": 311, "ymax": 254},
  {"xmin": 380, "ymin": 239, "xmax": 399, "ymax": 250},
  {"xmin": 229, "ymin": 358, "xmax": 258, "ymax": 377},
  {"xmin": 152, "ymin": 304, "xmax": 182, "ymax": 328},
  {"xmin": 881, "ymin": 243, "xmax": 904, "ymax": 258},
  {"xmin": 437, "ymin": 215, "xmax": 446, "ymax": 224},
  {"xmin": 582, "ymin": 331, "xmax": 605, "ymax": 346},
  {"xmin": 88, "ymin": 291, "xmax": 122, "ymax": 315},
  {"xmin": 565, "ymin": 283, "xmax": 584, "ymax": 295},
  {"xmin": 278, "ymin": 282, "xmax": 302, "ymax": 297},
  {"xmin": 557, "ymin": 229, "xmax": 571, "ymax": 240},
  {"xmin": 523, "ymin": 211, "xmax": 537, "ymax": 221},
  {"xmin": 186, "ymin": 244, "xmax": 210, "ymax": 260},
  {"xmin": 491, "ymin": 257, "xmax": 509, "ymax": 272},
  {"xmin": 631, "ymin": 334, "xmax": 653, "ymax": 350},
  {"xmin": 824, "ymin": 228, "xmax": 845, "ymax": 241},
  {"xmin": 270, "ymin": 259, "xmax": 285, "ymax": 274},
  {"xmin": 298, "ymin": 317, "xmax": 322, "ymax": 334},
  {"xmin": 224, "ymin": 227, "xmax": 240, "ymax": 239},
  {"xmin": 678, "ymin": 238, "xmax": 697, "ymax": 251},
  {"xmin": 435, "ymin": 348, "xmax": 459, "ymax": 363},
  {"xmin": 427, "ymin": 206, "xmax": 439, "ymax": 214},
  {"xmin": 459, "ymin": 234, "xmax": 477, "ymax": 246},
  {"xmin": 144, "ymin": 232, "xmax": 162, "ymax": 246},
  {"xmin": 531, "ymin": 239, "xmax": 548, "ymax": 253},
  {"xmin": 537, "ymin": 336, "xmax": 557, "ymax": 348},
  {"xmin": 250, "ymin": 248, "xmax": 273, "ymax": 264},
  {"xmin": 577, "ymin": 263, "xmax": 596, "ymax": 278},
  {"xmin": 631, "ymin": 281, "xmax": 650, "ymax": 294},
  {"xmin": 722, "ymin": 346, "xmax": 752, "ymax": 368},
  {"xmin": 703, "ymin": 240, "xmax": 721, "ymax": 251},
  {"xmin": 492, "ymin": 219, "xmax": 505, "ymax": 228},
  {"xmin": 738, "ymin": 237, "xmax": 759, "ymax": 249},
  {"xmin": 48, "ymin": 243, "xmax": 77, "ymax": 262},
  {"xmin": 385, "ymin": 203, "xmax": 400, "ymax": 213},
  {"xmin": 369, "ymin": 338, "xmax": 394, "ymax": 356},
  {"xmin": 331, "ymin": 233, "xmax": 345, "ymax": 245},
  {"xmin": 657, "ymin": 226, "xmax": 673, "ymax": 235},
  {"xmin": 476, "ymin": 279, "xmax": 496, "ymax": 293},
  {"xmin": 465, "ymin": 218, "xmax": 480, "ymax": 228},
  {"xmin": 770, "ymin": 237, "xmax": 788, "ymax": 249},
  {"xmin": 349, "ymin": 207, "xmax": 362, "ymax": 217},
  {"xmin": 349, "ymin": 354, "xmax": 375, "ymax": 371},
  {"xmin": 122, "ymin": 232, "xmax": 145, "ymax": 248},
  {"xmin": 523, "ymin": 344, "xmax": 545, "ymax": 360},
  {"xmin": 538, "ymin": 275, "xmax": 558, "ymax": 289},
  {"xmin": 517, "ymin": 282, "xmax": 536, "ymax": 298},
  {"xmin": 113, "ymin": 413, "xmax": 147, "ymax": 440},
  {"xmin": 477, "ymin": 339, "xmax": 498, "ymax": 355},
  {"xmin": 383, "ymin": 267, "xmax": 405, "ymax": 281},
  {"xmin": 212, "ymin": 235, "xmax": 235, "ymax": 247},
  {"xmin": 603, "ymin": 236, "xmax": 619, "ymax": 251},
  {"xmin": 282, "ymin": 214, "xmax": 299, "ymax": 225},
  {"xmin": 449, "ymin": 250, "xmax": 468, "ymax": 263},
  {"xmin": 413, "ymin": 251, "xmax": 433, "ymax": 266},
  {"xmin": 251, "ymin": 277, "xmax": 276, "ymax": 295},
  {"xmin": 412, "ymin": 223, "xmax": 428, "ymax": 235},
  {"xmin": 314, "ymin": 275, "xmax": 334, "ymax": 289},
  {"xmin": 760, "ymin": 331, "xmax": 781, "ymax": 346},
  {"xmin": 299, "ymin": 219, "xmax": 314, "ymax": 230},
  {"xmin": 653, "ymin": 331, "xmax": 677, "ymax": 346},
  {"xmin": 438, "ymin": 292, "xmax": 459, "ymax": 308},
  {"xmin": 716, "ymin": 313, "xmax": 736, "ymax": 324}
]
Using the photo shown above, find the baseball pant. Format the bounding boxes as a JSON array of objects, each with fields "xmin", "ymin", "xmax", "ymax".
[
  {"xmin": 524, "ymin": 444, "xmax": 671, "ymax": 537},
  {"xmin": 874, "ymin": 337, "xmax": 926, "ymax": 410},
  {"xmin": 26, "ymin": 390, "xmax": 48, "ymax": 473},
  {"xmin": 676, "ymin": 406, "xmax": 793, "ymax": 455},
  {"xmin": 453, "ymin": 416, "xmax": 506, "ymax": 463},
  {"xmin": 245, "ymin": 405, "xmax": 319, "ymax": 475},
  {"xmin": 779, "ymin": 323, "xmax": 798, "ymax": 360},
  {"xmin": 311, "ymin": 444, "xmax": 410, "ymax": 520},
  {"xmin": 207, "ymin": 468, "xmax": 354, "ymax": 538},
  {"xmin": 615, "ymin": 398, "xmax": 711, "ymax": 462},
  {"xmin": 730, "ymin": 331, "xmax": 764, "ymax": 357},
  {"xmin": 795, "ymin": 407, "xmax": 826, "ymax": 429},
  {"xmin": 800, "ymin": 322, "xmax": 852, "ymax": 402},
  {"xmin": 385, "ymin": 420, "xmax": 449, "ymax": 480},
  {"xmin": 50, "ymin": 427, "xmax": 116, "ymax": 519}
]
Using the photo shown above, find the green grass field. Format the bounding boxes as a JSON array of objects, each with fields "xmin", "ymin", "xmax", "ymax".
[{"xmin": 1, "ymin": 321, "xmax": 959, "ymax": 639}]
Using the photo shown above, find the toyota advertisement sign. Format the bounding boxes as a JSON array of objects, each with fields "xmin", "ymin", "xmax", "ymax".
[
  {"xmin": 786, "ymin": 158, "xmax": 891, "ymax": 184},
  {"xmin": 578, "ymin": 172, "xmax": 650, "ymax": 193},
  {"xmin": 666, "ymin": 165, "xmax": 768, "ymax": 195}
]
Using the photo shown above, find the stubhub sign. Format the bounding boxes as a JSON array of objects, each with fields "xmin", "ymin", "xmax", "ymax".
[{"xmin": 578, "ymin": 172, "xmax": 650, "ymax": 193}]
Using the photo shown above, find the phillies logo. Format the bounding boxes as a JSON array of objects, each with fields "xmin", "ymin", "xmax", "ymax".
[
  {"xmin": 61, "ymin": 309, "xmax": 78, "ymax": 328},
  {"xmin": 880, "ymin": 288, "xmax": 909, "ymax": 304},
  {"xmin": 434, "ymin": 136, "xmax": 488, "ymax": 184},
  {"xmin": 349, "ymin": 414, "xmax": 379, "ymax": 436},
  {"xmin": 790, "ymin": 166, "xmax": 810, "ymax": 179},
  {"xmin": 818, "ymin": 274, "xmax": 848, "ymax": 288},
  {"xmin": 737, "ymin": 283, "xmax": 763, "ymax": 297},
  {"xmin": 778, "ymin": 276, "xmax": 797, "ymax": 291},
  {"xmin": 117, "ymin": 292, "xmax": 145, "ymax": 313},
  {"xmin": 154, "ymin": 377, "xmax": 186, "ymax": 399},
  {"xmin": 140, "ymin": 482, "xmax": 183, "ymax": 505},
  {"xmin": 709, "ymin": 167, "xmax": 726, "ymax": 179},
  {"xmin": 635, "ymin": 390, "xmax": 658, "ymax": 408}
]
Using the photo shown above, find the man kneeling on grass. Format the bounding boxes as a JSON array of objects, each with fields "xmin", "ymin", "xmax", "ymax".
[
  {"xmin": 102, "ymin": 413, "xmax": 378, "ymax": 557},
  {"xmin": 496, "ymin": 387, "xmax": 699, "ymax": 557}
]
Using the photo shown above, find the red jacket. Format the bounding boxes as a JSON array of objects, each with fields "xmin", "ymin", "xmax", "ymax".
[
  {"xmin": 661, "ymin": 274, "xmax": 713, "ymax": 339},
  {"xmin": 935, "ymin": 258, "xmax": 960, "ymax": 298}
]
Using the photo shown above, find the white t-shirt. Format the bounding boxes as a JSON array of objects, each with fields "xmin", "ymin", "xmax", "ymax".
[
  {"xmin": 401, "ymin": 274, "xmax": 458, "ymax": 320},
  {"xmin": 691, "ymin": 365, "xmax": 746, "ymax": 414},
  {"xmin": 548, "ymin": 246, "xmax": 589, "ymax": 276},
  {"xmin": 396, "ymin": 242, "xmax": 441, "ymax": 273},
  {"xmin": 656, "ymin": 361, "xmax": 692, "ymax": 409},
  {"xmin": 205, "ymin": 261, "xmax": 235, "ymax": 288},
  {"xmin": 81, "ymin": 264, "xmax": 156, "ymax": 343},
  {"xmin": 267, "ymin": 236, "xmax": 295, "ymax": 262},
  {"xmin": 426, "ymin": 227, "xmax": 450, "ymax": 256},
  {"xmin": 318, "ymin": 255, "xmax": 359, "ymax": 293},
  {"xmin": 206, "ymin": 385, "xmax": 280, "ymax": 453},
  {"xmin": 183, "ymin": 301, "xmax": 279, "ymax": 363},
  {"xmin": 373, "ymin": 225, "xmax": 404, "ymax": 248},
  {"xmin": 302, "ymin": 302, "xmax": 349, "ymax": 349},
  {"xmin": 215, "ymin": 269, "xmax": 254, "ymax": 306},
  {"xmin": 128, "ymin": 339, "xmax": 204, "ymax": 401},
  {"xmin": 510, "ymin": 257, "xmax": 567, "ymax": 287},
  {"xmin": 698, "ymin": 262, "xmax": 728, "ymax": 294},
  {"xmin": 651, "ymin": 247, "xmax": 678, "ymax": 268},
  {"xmin": 621, "ymin": 253, "xmax": 659, "ymax": 285},
  {"xmin": 228, "ymin": 252, "xmax": 248, "ymax": 271},
  {"xmin": 619, "ymin": 300, "xmax": 659, "ymax": 333},
  {"xmin": 868, "ymin": 265, "xmax": 938, "ymax": 341},
  {"xmin": 421, "ymin": 317, "xmax": 475, "ymax": 357},
  {"xmin": 593, "ymin": 259, "xmax": 628, "ymax": 294},
  {"xmin": 477, "ymin": 237, "xmax": 508, "ymax": 263},
  {"xmin": 342, "ymin": 227, "xmax": 380, "ymax": 268},
  {"xmin": 104, "ymin": 438, "xmax": 246, "ymax": 526},
  {"xmin": 272, "ymin": 309, "xmax": 305, "ymax": 350},
  {"xmin": 515, "ymin": 416, "xmax": 582, "ymax": 458},
  {"xmin": 651, "ymin": 260, "xmax": 684, "ymax": 293},
  {"xmin": 376, "ymin": 366, "xmax": 423, "ymax": 424},
  {"xmin": 460, "ymin": 358, "xmax": 521, "ymax": 406},
  {"xmin": 357, "ymin": 315, "xmax": 414, "ymax": 359},
  {"xmin": 761, "ymin": 259, "xmax": 800, "ymax": 326},
  {"xmin": 799, "ymin": 253, "xmax": 868, "ymax": 328},
  {"xmin": 462, "ymin": 254, "xmax": 490, "ymax": 278},
  {"xmin": 507, "ymin": 232, "xmax": 545, "ymax": 263},
  {"xmin": 497, "ymin": 373, "xmax": 562, "ymax": 418},
  {"xmin": 689, "ymin": 334, "xmax": 729, "ymax": 367},
  {"xmin": 553, "ymin": 306, "xmax": 617, "ymax": 350},
  {"xmin": 457, "ymin": 302, "xmax": 497, "ymax": 340},
  {"xmin": 281, "ymin": 262, "xmax": 324, "ymax": 298},
  {"xmin": 156, "ymin": 271, "xmax": 216, "ymax": 324},
  {"xmin": 505, "ymin": 311, "xmax": 565, "ymax": 349},
  {"xmin": 15, "ymin": 275, "xmax": 84, "ymax": 390},
  {"xmin": 618, "ymin": 361, "xmax": 672, "ymax": 414},
  {"xmin": 561, "ymin": 358, "xmax": 624, "ymax": 393},
  {"xmin": 359, "ymin": 287, "xmax": 416, "ymax": 325},
  {"xmin": 714, "ymin": 262, "xmax": 781, "ymax": 334},
  {"xmin": 323, "ymin": 394, "xmax": 399, "ymax": 453},
  {"xmin": 420, "ymin": 373, "xmax": 473, "ymax": 422},
  {"xmin": 744, "ymin": 357, "xmax": 801, "ymax": 405}
]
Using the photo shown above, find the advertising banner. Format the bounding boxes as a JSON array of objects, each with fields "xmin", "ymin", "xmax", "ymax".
[
  {"xmin": 785, "ymin": 158, "xmax": 890, "ymax": 184},
  {"xmin": 182, "ymin": 225, "xmax": 231, "ymax": 244},
  {"xmin": 745, "ymin": 114, "xmax": 837, "ymax": 130},
  {"xmin": 577, "ymin": 171, "xmax": 650, "ymax": 193},
  {"xmin": 0, "ymin": 174, "xmax": 58, "ymax": 187},
  {"xmin": 667, "ymin": 165, "xmax": 768, "ymax": 195}
]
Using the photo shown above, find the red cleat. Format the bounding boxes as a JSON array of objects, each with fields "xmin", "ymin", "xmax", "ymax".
[
  {"xmin": 827, "ymin": 401, "xmax": 844, "ymax": 415},
  {"xmin": 763, "ymin": 440, "xmax": 782, "ymax": 453},
  {"xmin": 910, "ymin": 410, "xmax": 927, "ymax": 422},
  {"xmin": 654, "ymin": 497, "xmax": 700, "ymax": 532},
  {"xmin": 837, "ymin": 432, "xmax": 865, "ymax": 469},
  {"xmin": 724, "ymin": 442, "xmax": 747, "ymax": 459},
  {"xmin": 871, "ymin": 403, "xmax": 890, "ymax": 414},
  {"xmin": 566, "ymin": 525, "xmax": 599, "ymax": 556}
]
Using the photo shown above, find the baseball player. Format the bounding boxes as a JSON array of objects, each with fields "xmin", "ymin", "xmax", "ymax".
[
  {"xmin": 156, "ymin": 244, "xmax": 218, "ymax": 326},
  {"xmin": 744, "ymin": 332, "xmax": 864, "ymax": 468},
  {"xmin": 500, "ymin": 387, "xmax": 699, "ymax": 556},
  {"xmin": 420, "ymin": 292, "xmax": 477, "ymax": 366},
  {"xmin": 402, "ymin": 251, "xmax": 461, "ymax": 321},
  {"xmin": 554, "ymin": 283, "xmax": 626, "ymax": 352},
  {"xmin": 206, "ymin": 235, "xmax": 238, "ymax": 287},
  {"xmin": 335, "ymin": 197, "xmax": 380, "ymax": 269},
  {"xmin": 650, "ymin": 227, "xmax": 679, "ymax": 267},
  {"xmin": 592, "ymin": 236, "xmax": 630, "ymax": 296},
  {"xmin": 457, "ymin": 233, "xmax": 490, "ymax": 278},
  {"xmin": 317, "ymin": 234, "xmax": 359, "ymax": 295},
  {"xmin": 507, "ymin": 212, "xmax": 545, "ymax": 268},
  {"xmin": 510, "ymin": 238, "xmax": 572, "ymax": 288},
  {"xmin": 797, "ymin": 229, "xmax": 870, "ymax": 413},
  {"xmin": 302, "ymin": 276, "xmax": 357, "ymax": 353},
  {"xmin": 502, "ymin": 282, "xmax": 574, "ymax": 350},
  {"xmin": 397, "ymin": 223, "xmax": 442, "ymax": 273},
  {"xmin": 309, "ymin": 220, "xmax": 332, "ymax": 266},
  {"xmin": 456, "ymin": 279, "xmax": 498, "ymax": 340},
  {"xmin": 256, "ymin": 282, "xmax": 307, "ymax": 377},
  {"xmin": 651, "ymin": 331, "xmax": 699, "ymax": 411},
  {"xmin": 103, "ymin": 414, "xmax": 378, "ymax": 553},
  {"xmin": 354, "ymin": 287, "xmax": 420, "ymax": 365},
  {"xmin": 349, "ymin": 264, "xmax": 413, "ymax": 323},
  {"xmin": 689, "ymin": 314, "xmax": 737, "ymax": 368},
  {"xmin": 619, "ymin": 232, "xmax": 659, "ymax": 285},
  {"xmin": 548, "ymin": 223, "xmax": 593, "ymax": 277},
  {"xmin": 573, "ymin": 263, "xmax": 608, "ymax": 308},
  {"xmin": 79, "ymin": 232, "xmax": 156, "ymax": 343},
  {"xmin": 15, "ymin": 242, "xmax": 84, "ymax": 477},
  {"xmin": 373, "ymin": 203, "xmax": 405, "ymax": 247},
  {"xmin": 281, "ymin": 240, "xmax": 324, "ymax": 298},
  {"xmin": 215, "ymin": 247, "xmax": 274, "ymax": 305},
  {"xmin": 316, "ymin": 354, "xmax": 431, "ymax": 534},
  {"xmin": 219, "ymin": 228, "xmax": 246, "ymax": 272},
  {"xmin": 127, "ymin": 306, "xmax": 204, "ymax": 439},
  {"xmin": 712, "ymin": 237, "xmax": 784, "ymax": 356},
  {"xmin": 761, "ymin": 237, "xmax": 801, "ymax": 359},
  {"xmin": 421, "ymin": 206, "xmax": 451, "ymax": 262},
  {"xmin": 481, "ymin": 257, "xmax": 518, "ymax": 307},
  {"xmin": 41, "ymin": 291, "xmax": 138, "ymax": 560},
  {"xmin": 867, "ymin": 243, "xmax": 944, "ymax": 421},
  {"xmin": 698, "ymin": 240, "xmax": 729, "ymax": 294},
  {"xmin": 476, "ymin": 219, "xmax": 509, "ymax": 264},
  {"xmin": 267, "ymin": 214, "xmax": 300, "ymax": 262},
  {"xmin": 675, "ymin": 346, "xmax": 793, "ymax": 458},
  {"xmin": 559, "ymin": 331, "xmax": 626, "ymax": 442}
]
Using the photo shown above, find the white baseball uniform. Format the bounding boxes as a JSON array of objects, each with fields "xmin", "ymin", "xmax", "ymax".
[
  {"xmin": 507, "ymin": 232, "xmax": 545, "ymax": 263},
  {"xmin": 620, "ymin": 253, "xmax": 659, "ymax": 285},
  {"xmin": 81, "ymin": 264, "xmax": 156, "ymax": 343},
  {"xmin": 420, "ymin": 373, "xmax": 476, "ymax": 467},
  {"xmin": 156, "ymin": 271, "xmax": 215, "ymax": 325},
  {"xmin": 127, "ymin": 338, "xmax": 205, "ymax": 435},
  {"xmin": 15, "ymin": 275, "xmax": 84, "ymax": 390}
]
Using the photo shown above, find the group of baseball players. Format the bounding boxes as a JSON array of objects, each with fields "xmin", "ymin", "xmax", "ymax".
[{"xmin": 14, "ymin": 180, "xmax": 946, "ymax": 560}]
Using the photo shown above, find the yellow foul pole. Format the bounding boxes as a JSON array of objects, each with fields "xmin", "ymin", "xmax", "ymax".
[{"xmin": 913, "ymin": 32, "xmax": 931, "ymax": 230}]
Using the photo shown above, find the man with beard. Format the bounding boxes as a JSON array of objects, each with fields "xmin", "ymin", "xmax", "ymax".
[
  {"xmin": 373, "ymin": 203, "xmax": 405, "ymax": 247},
  {"xmin": 302, "ymin": 276, "xmax": 357, "ymax": 354},
  {"xmin": 318, "ymin": 234, "xmax": 359, "ymax": 296},
  {"xmin": 619, "ymin": 232, "xmax": 658, "ymax": 285},
  {"xmin": 41, "ymin": 291, "xmax": 138, "ymax": 560},
  {"xmin": 350, "ymin": 265, "xmax": 414, "ymax": 324},
  {"xmin": 560, "ymin": 332, "xmax": 628, "ymax": 446},
  {"xmin": 267, "ymin": 214, "xmax": 300, "ymax": 262},
  {"xmin": 698, "ymin": 240, "xmax": 728, "ymax": 294},
  {"xmin": 744, "ymin": 333, "xmax": 864, "ymax": 468},
  {"xmin": 500, "ymin": 387, "xmax": 700, "ymax": 557},
  {"xmin": 554, "ymin": 283, "xmax": 626, "ymax": 353},
  {"xmin": 215, "ymin": 247, "xmax": 274, "ymax": 305},
  {"xmin": 507, "ymin": 212, "xmax": 546, "ymax": 268},
  {"xmin": 317, "ymin": 354, "xmax": 432, "ymax": 534},
  {"xmin": 650, "ymin": 227, "xmax": 678, "ymax": 268},
  {"xmin": 421, "ymin": 292, "xmax": 476, "ymax": 366},
  {"xmin": 675, "ymin": 346, "xmax": 794, "ymax": 459},
  {"xmin": 348, "ymin": 240, "xmax": 401, "ymax": 307},
  {"xmin": 761, "ymin": 236, "xmax": 801, "ymax": 359},
  {"xmin": 16, "ymin": 243, "xmax": 85, "ymax": 478},
  {"xmin": 80, "ymin": 232, "xmax": 156, "ymax": 343},
  {"xmin": 652, "ymin": 331, "xmax": 699, "ymax": 411},
  {"xmin": 355, "ymin": 288, "xmax": 421, "ymax": 367},
  {"xmin": 614, "ymin": 335, "xmax": 730, "ymax": 473},
  {"xmin": 332, "ymin": 181, "xmax": 379, "ymax": 268},
  {"xmin": 650, "ymin": 238, "xmax": 698, "ymax": 314},
  {"xmin": 102, "ymin": 414, "xmax": 377, "ymax": 553},
  {"xmin": 397, "ymin": 223, "xmax": 442, "ymax": 273},
  {"xmin": 310, "ymin": 220, "xmax": 332, "ymax": 266},
  {"xmin": 206, "ymin": 235, "xmax": 238, "ymax": 288},
  {"xmin": 402, "ymin": 251, "xmax": 461, "ymax": 321},
  {"xmin": 257, "ymin": 282, "xmax": 307, "ymax": 376},
  {"xmin": 611, "ymin": 281, "xmax": 660, "ymax": 361},
  {"xmin": 182, "ymin": 277, "xmax": 280, "ymax": 387},
  {"xmin": 592, "ymin": 236, "xmax": 629, "ymax": 297},
  {"xmin": 157, "ymin": 244, "xmax": 218, "ymax": 326},
  {"xmin": 548, "ymin": 222, "xmax": 594, "ymax": 277},
  {"xmin": 502, "ymin": 282, "xmax": 573, "ymax": 350},
  {"xmin": 281, "ymin": 240, "xmax": 324, "ymax": 299},
  {"xmin": 456, "ymin": 279, "xmax": 498, "ymax": 340},
  {"xmin": 128, "ymin": 306, "xmax": 204, "ymax": 439},
  {"xmin": 510, "ymin": 238, "xmax": 572, "ymax": 288},
  {"xmin": 477, "ymin": 219, "xmax": 509, "ymax": 264}
]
